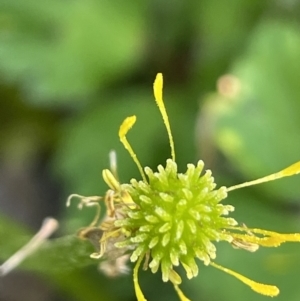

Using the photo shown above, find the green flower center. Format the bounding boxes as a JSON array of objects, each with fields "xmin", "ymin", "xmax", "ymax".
[{"xmin": 115, "ymin": 159, "xmax": 236, "ymax": 281}]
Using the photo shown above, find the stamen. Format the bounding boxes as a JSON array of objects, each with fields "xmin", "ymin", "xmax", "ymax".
[
  {"xmin": 66, "ymin": 194, "xmax": 101, "ymax": 208},
  {"xmin": 210, "ymin": 262, "xmax": 279, "ymax": 297},
  {"xmin": 153, "ymin": 73, "xmax": 175, "ymax": 161},
  {"xmin": 133, "ymin": 254, "xmax": 147, "ymax": 301},
  {"xmin": 109, "ymin": 150, "xmax": 118, "ymax": 179},
  {"xmin": 231, "ymin": 237, "xmax": 259, "ymax": 252},
  {"xmin": 227, "ymin": 161, "xmax": 300, "ymax": 192},
  {"xmin": 67, "ymin": 195, "xmax": 102, "ymax": 226},
  {"xmin": 174, "ymin": 285, "xmax": 192, "ymax": 301},
  {"xmin": 119, "ymin": 116, "xmax": 147, "ymax": 182},
  {"xmin": 102, "ymin": 169, "xmax": 120, "ymax": 191},
  {"xmin": 169, "ymin": 269, "xmax": 182, "ymax": 284}
]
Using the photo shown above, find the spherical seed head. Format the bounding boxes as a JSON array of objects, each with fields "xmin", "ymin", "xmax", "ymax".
[{"xmin": 115, "ymin": 159, "xmax": 237, "ymax": 282}]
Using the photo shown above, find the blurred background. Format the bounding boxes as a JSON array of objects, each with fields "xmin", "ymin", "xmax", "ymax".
[{"xmin": 1, "ymin": 0, "xmax": 300, "ymax": 300}]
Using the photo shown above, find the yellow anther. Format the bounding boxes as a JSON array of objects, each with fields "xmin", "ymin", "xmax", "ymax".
[
  {"xmin": 153, "ymin": 73, "xmax": 175, "ymax": 161},
  {"xmin": 120, "ymin": 190, "xmax": 136, "ymax": 209},
  {"xmin": 102, "ymin": 169, "xmax": 121, "ymax": 191},
  {"xmin": 169, "ymin": 269, "xmax": 182, "ymax": 285}
]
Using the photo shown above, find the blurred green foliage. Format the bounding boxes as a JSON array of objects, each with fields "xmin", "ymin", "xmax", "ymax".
[{"xmin": 1, "ymin": 0, "xmax": 300, "ymax": 301}]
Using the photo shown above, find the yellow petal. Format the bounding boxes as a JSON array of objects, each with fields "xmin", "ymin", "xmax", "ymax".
[
  {"xmin": 227, "ymin": 161, "xmax": 300, "ymax": 192},
  {"xmin": 153, "ymin": 73, "xmax": 163, "ymax": 104},
  {"xmin": 249, "ymin": 228, "xmax": 300, "ymax": 241},
  {"xmin": 119, "ymin": 115, "xmax": 136, "ymax": 139},
  {"xmin": 119, "ymin": 116, "xmax": 147, "ymax": 182},
  {"xmin": 280, "ymin": 161, "xmax": 300, "ymax": 176},
  {"xmin": 153, "ymin": 73, "xmax": 175, "ymax": 161},
  {"xmin": 133, "ymin": 255, "xmax": 147, "ymax": 301},
  {"xmin": 229, "ymin": 227, "xmax": 300, "ymax": 247},
  {"xmin": 210, "ymin": 262, "xmax": 279, "ymax": 297},
  {"xmin": 254, "ymin": 232, "xmax": 300, "ymax": 247},
  {"xmin": 173, "ymin": 285, "xmax": 192, "ymax": 301}
]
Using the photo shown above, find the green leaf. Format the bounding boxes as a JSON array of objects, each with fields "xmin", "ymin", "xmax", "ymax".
[
  {"xmin": 201, "ymin": 21, "xmax": 300, "ymax": 202},
  {"xmin": 0, "ymin": 0, "xmax": 145, "ymax": 103}
]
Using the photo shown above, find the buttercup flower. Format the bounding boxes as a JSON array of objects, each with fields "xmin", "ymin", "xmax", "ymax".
[{"xmin": 69, "ymin": 73, "xmax": 300, "ymax": 301}]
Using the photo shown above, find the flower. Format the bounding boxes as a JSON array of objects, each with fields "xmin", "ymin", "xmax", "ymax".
[{"xmin": 69, "ymin": 73, "xmax": 300, "ymax": 301}]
